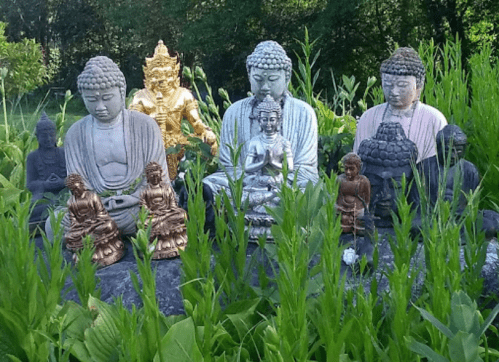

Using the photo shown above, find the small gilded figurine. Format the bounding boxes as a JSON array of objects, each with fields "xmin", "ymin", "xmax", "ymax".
[
  {"xmin": 244, "ymin": 95, "xmax": 294, "ymax": 191},
  {"xmin": 140, "ymin": 162, "xmax": 187, "ymax": 259},
  {"xmin": 130, "ymin": 40, "xmax": 218, "ymax": 180},
  {"xmin": 65, "ymin": 173, "xmax": 125, "ymax": 267},
  {"xmin": 335, "ymin": 153, "xmax": 370, "ymax": 235},
  {"xmin": 26, "ymin": 113, "xmax": 66, "ymax": 224}
]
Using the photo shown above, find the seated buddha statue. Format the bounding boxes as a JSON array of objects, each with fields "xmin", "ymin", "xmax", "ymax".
[
  {"xmin": 47, "ymin": 55, "xmax": 169, "ymax": 240},
  {"xmin": 140, "ymin": 162, "xmax": 187, "ymax": 259},
  {"xmin": 202, "ymin": 40, "xmax": 318, "ymax": 216},
  {"xmin": 26, "ymin": 113, "xmax": 67, "ymax": 224},
  {"xmin": 65, "ymin": 173, "xmax": 125, "ymax": 267},
  {"xmin": 353, "ymin": 47, "xmax": 447, "ymax": 164},
  {"xmin": 335, "ymin": 152, "xmax": 370, "ymax": 234},
  {"xmin": 358, "ymin": 122, "xmax": 419, "ymax": 228},
  {"xmin": 419, "ymin": 124, "xmax": 499, "ymax": 239},
  {"xmin": 129, "ymin": 40, "xmax": 217, "ymax": 181}
]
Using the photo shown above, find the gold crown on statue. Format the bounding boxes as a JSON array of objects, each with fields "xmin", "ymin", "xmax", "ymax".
[{"xmin": 145, "ymin": 40, "xmax": 179, "ymax": 71}]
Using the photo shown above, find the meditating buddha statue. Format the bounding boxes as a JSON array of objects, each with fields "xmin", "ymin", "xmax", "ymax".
[
  {"xmin": 65, "ymin": 173, "xmax": 125, "ymax": 267},
  {"xmin": 335, "ymin": 152, "xmax": 370, "ymax": 234},
  {"xmin": 47, "ymin": 55, "xmax": 169, "ymax": 239},
  {"xmin": 203, "ymin": 40, "xmax": 318, "ymax": 213},
  {"xmin": 129, "ymin": 40, "xmax": 218, "ymax": 180},
  {"xmin": 140, "ymin": 162, "xmax": 187, "ymax": 259},
  {"xmin": 358, "ymin": 122, "xmax": 419, "ymax": 227},
  {"xmin": 354, "ymin": 47, "xmax": 447, "ymax": 164},
  {"xmin": 420, "ymin": 125, "xmax": 499, "ymax": 238},
  {"xmin": 26, "ymin": 113, "xmax": 67, "ymax": 224}
]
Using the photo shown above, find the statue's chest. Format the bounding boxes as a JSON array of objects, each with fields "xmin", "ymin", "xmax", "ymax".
[{"xmin": 92, "ymin": 125, "xmax": 127, "ymax": 165}]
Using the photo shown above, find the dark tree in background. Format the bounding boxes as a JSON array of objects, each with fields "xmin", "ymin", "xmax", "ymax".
[{"xmin": 0, "ymin": 0, "xmax": 497, "ymax": 103}]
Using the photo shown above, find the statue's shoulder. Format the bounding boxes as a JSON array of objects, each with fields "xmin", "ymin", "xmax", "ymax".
[
  {"xmin": 417, "ymin": 102, "xmax": 447, "ymax": 123},
  {"xmin": 223, "ymin": 97, "xmax": 253, "ymax": 120},
  {"xmin": 65, "ymin": 115, "xmax": 92, "ymax": 141},
  {"xmin": 361, "ymin": 103, "xmax": 386, "ymax": 120},
  {"xmin": 128, "ymin": 109, "xmax": 157, "ymax": 126},
  {"xmin": 288, "ymin": 96, "xmax": 315, "ymax": 114}
]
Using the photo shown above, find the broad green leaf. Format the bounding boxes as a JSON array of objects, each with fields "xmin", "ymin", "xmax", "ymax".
[
  {"xmin": 414, "ymin": 305, "xmax": 453, "ymax": 339},
  {"xmin": 449, "ymin": 304, "xmax": 480, "ymax": 336},
  {"xmin": 225, "ymin": 298, "xmax": 261, "ymax": 341},
  {"xmin": 406, "ymin": 337, "xmax": 449, "ymax": 362},
  {"xmin": 83, "ymin": 296, "xmax": 121, "ymax": 362},
  {"xmin": 448, "ymin": 331, "xmax": 481, "ymax": 362},
  {"xmin": 153, "ymin": 317, "xmax": 203, "ymax": 362}
]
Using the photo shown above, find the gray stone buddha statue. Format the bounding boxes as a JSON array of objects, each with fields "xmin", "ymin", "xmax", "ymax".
[
  {"xmin": 26, "ymin": 113, "xmax": 67, "ymax": 224},
  {"xmin": 353, "ymin": 47, "xmax": 447, "ymax": 164},
  {"xmin": 358, "ymin": 122, "xmax": 419, "ymax": 227},
  {"xmin": 202, "ymin": 40, "xmax": 318, "ymax": 215},
  {"xmin": 46, "ymin": 56, "xmax": 169, "ymax": 239}
]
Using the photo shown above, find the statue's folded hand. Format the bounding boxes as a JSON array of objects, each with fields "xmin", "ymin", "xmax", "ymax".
[{"xmin": 104, "ymin": 195, "xmax": 138, "ymax": 210}]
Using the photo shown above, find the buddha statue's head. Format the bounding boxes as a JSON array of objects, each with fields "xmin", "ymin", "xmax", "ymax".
[
  {"xmin": 77, "ymin": 56, "xmax": 126, "ymax": 124},
  {"xmin": 342, "ymin": 152, "xmax": 362, "ymax": 182},
  {"xmin": 436, "ymin": 125, "xmax": 467, "ymax": 167},
  {"xmin": 66, "ymin": 173, "xmax": 86, "ymax": 197},
  {"xmin": 143, "ymin": 40, "xmax": 180, "ymax": 94},
  {"xmin": 246, "ymin": 41, "xmax": 292, "ymax": 102},
  {"xmin": 256, "ymin": 95, "xmax": 282, "ymax": 136},
  {"xmin": 380, "ymin": 47, "xmax": 425, "ymax": 111},
  {"xmin": 145, "ymin": 161, "xmax": 163, "ymax": 186},
  {"xmin": 35, "ymin": 112, "xmax": 57, "ymax": 150},
  {"xmin": 358, "ymin": 122, "xmax": 418, "ymax": 223}
]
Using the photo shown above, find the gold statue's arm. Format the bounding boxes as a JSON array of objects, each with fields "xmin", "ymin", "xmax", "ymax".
[{"xmin": 183, "ymin": 94, "xmax": 218, "ymax": 155}]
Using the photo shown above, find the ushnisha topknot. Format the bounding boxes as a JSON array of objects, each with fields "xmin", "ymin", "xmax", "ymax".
[
  {"xmin": 66, "ymin": 173, "xmax": 84, "ymax": 190},
  {"xmin": 342, "ymin": 152, "xmax": 362, "ymax": 170},
  {"xmin": 256, "ymin": 95, "xmax": 282, "ymax": 120},
  {"xmin": 77, "ymin": 56, "xmax": 127, "ymax": 101},
  {"xmin": 436, "ymin": 124, "xmax": 467, "ymax": 146},
  {"xmin": 35, "ymin": 112, "xmax": 56, "ymax": 133},
  {"xmin": 358, "ymin": 122, "xmax": 418, "ymax": 168},
  {"xmin": 380, "ymin": 47, "xmax": 426, "ymax": 89},
  {"xmin": 145, "ymin": 161, "xmax": 162, "ymax": 178},
  {"xmin": 246, "ymin": 41, "xmax": 292, "ymax": 81}
]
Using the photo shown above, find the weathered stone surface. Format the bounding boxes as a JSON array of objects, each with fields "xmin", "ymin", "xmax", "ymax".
[{"xmin": 35, "ymin": 230, "xmax": 499, "ymax": 317}]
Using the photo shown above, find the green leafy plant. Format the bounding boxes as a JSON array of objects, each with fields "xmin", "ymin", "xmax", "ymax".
[{"xmin": 408, "ymin": 291, "xmax": 499, "ymax": 362}]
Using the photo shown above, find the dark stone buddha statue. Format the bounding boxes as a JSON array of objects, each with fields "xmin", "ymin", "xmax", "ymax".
[
  {"xmin": 419, "ymin": 124, "xmax": 499, "ymax": 239},
  {"xmin": 357, "ymin": 122, "xmax": 419, "ymax": 227},
  {"xmin": 26, "ymin": 113, "xmax": 67, "ymax": 223}
]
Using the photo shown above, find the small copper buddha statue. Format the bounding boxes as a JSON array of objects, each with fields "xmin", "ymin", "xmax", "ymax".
[
  {"xmin": 26, "ymin": 113, "xmax": 67, "ymax": 224},
  {"xmin": 335, "ymin": 152, "xmax": 370, "ymax": 235},
  {"xmin": 358, "ymin": 122, "xmax": 419, "ymax": 227},
  {"xmin": 140, "ymin": 162, "xmax": 187, "ymax": 259},
  {"xmin": 130, "ymin": 40, "xmax": 218, "ymax": 180},
  {"xmin": 65, "ymin": 173, "xmax": 125, "ymax": 267}
]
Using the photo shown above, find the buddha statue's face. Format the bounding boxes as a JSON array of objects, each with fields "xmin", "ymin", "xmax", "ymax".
[
  {"xmin": 382, "ymin": 73, "xmax": 419, "ymax": 110},
  {"xmin": 250, "ymin": 68, "xmax": 288, "ymax": 101},
  {"xmin": 147, "ymin": 170, "xmax": 162, "ymax": 186},
  {"xmin": 150, "ymin": 66, "xmax": 177, "ymax": 93},
  {"xmin": 36, "ymin": 126, "xmax": 56, "ymax": 150},
  {"xmin": 82, "ymin": 86, "xmax": 123, "ymax": 123},
  {"xmin": 364, "ymin": 164, "xmax": 413, "ymax": 220},
  {"xmin": 344, "ymin": 161, "xmax": 359, "ymax": 182},
  {"xmin": 70, "ymin": 180, "xmax": 85, "ymax": 198},
  {"xmin": 258, "ymin": 110, "xmax": 279, "ymax": 135},
  {"xmin": 437, "ymin": 138, "xmax": 466, "ymax": 167}
]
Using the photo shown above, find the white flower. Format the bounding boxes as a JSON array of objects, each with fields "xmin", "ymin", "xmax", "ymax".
[{"xmin": 343, "ymin": 247, "xmax": 358, "ymax": 265}]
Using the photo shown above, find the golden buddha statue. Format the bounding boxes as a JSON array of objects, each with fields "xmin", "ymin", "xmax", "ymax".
[
  {"xmin": 65, "ymin": 173, "xmax": 125, "ymax": 267},
  {"xmin": 140, "ymin": 162, "xmax": 188, "ymax": 259},
  {"xmin": 129, "ymin": 40, "xmax": 218, "ymax": 180}
]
